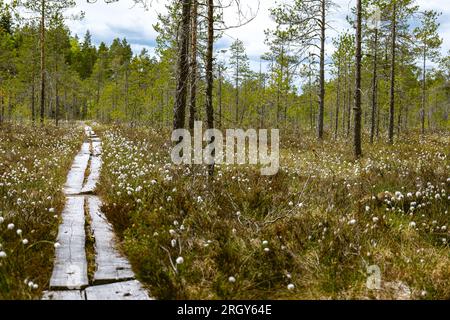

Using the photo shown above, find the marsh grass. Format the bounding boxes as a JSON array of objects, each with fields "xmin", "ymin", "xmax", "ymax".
[
  {"xmin": 94, "ymin": 125, "xmax": 449, "ymax": 300},
  {"xmin": 0, "ymin": 123, "xmax": 83, "ymax": 299}
]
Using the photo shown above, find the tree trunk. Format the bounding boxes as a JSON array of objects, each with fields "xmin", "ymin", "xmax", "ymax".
[
  {"xmin": 309, "ymin": 72, "xmax": 313, "ymax": 131},
  {"xmin": 40, "ymin": 0, "xmax": 46, "ymax": 125},
  {"xmin": 235, "ymin": 55, "xmax": 239, "ymax": 124},
  {"xmin": 334, "ymin": 58, "xmax": 340, "ymax": 139},
  {"xmin": 55, "ymin": 78, "xmax": 59, "ymax": 126},
  {"xmin": 342, "ymin": 59, "xmax": 347, "ymax": 135},
  {"xmin": 370, "ymin": 28, "xmax": 378, "ymax": 144},
  {"xmin": 388, "ymin": 1, "xmax": 397, "ymax": 144},
  {"xmin": 189, "ymin": 0, "xmax": 198, "ymax": 131},
  {"xmin": 31, "ymin": 77, "xmax": 36, "ymax": 124},
  {"xmin": 421, "ymin": 45, "xmax": 427, "ymax": 134},
  {"xmin": 277, "ymin": 46, "xmax": 284, "ymax": 125},
  {"xmin": 218, "ymin": 65, "xmax": 222, "ymax": 128},
  {"xmin": 173, "ymin": 0, "xmax": 191, "ymax": 130},
  {"xmin": 347, "ymin": 62, "xmax": 352, "ymax": 137},
  {"xmin": 353, "ymin": 0, "xmax": 362, "ymax": 158},
  {"xmin": 205, "ymin": 0, "xmax": 215, "ymax": 176},
  {"xmin": 317, "ymin": 0, "xmax": 326, "ymax": 140}
]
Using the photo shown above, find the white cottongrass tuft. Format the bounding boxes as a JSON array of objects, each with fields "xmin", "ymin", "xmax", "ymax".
[
  {"xmin": 287, "ymin": 284, "xmax": 295, "ymax": 290},
  {"xmin": 7, "ymin": 223, "xmax": 14, "ymax": 230},
  {"xmin": 176, "ymin": 257, "xmax": 184, "ymax": 265},
  {"xmin": 228, "ymin": 276, "xmax": 236, "ymax": 283},
  {"xmin": 0, "ymin": 251, "xmax": 7, "ymax": 258}
]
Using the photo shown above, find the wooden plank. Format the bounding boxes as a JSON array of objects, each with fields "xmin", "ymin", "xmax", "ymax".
[
  {"xmin": 80, "ymin": 156, "xmax": 101, "ymax": 195},
  {"xmin": 49, "ymin": 197, "xmax": 89, "ymax": 290},
  {"xmin": 63, "ymin": 142, "xmax": 90, "ymax": 195},
  {"xmin": 88, "ymin": 196, "xmax": 135, "ymax": 284},
  {"xmin": 92, "ymin": 140, "xmax": 102, "ymax": 156},
  {"xmin": 84, "ymin": 280, "xmax": 151, "ymax": 300},
  {"xmin": 84, "ymin": 127, "xmax": 92, "ymax": 137},
  {"xmin": 42, "ymin": 290, "xmax": 85, "ymax": 300}
]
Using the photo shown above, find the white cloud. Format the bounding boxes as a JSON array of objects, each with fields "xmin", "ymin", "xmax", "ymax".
[{"xmin": 67, "ymin": 0, "xmax": 449, "ymax": 69}]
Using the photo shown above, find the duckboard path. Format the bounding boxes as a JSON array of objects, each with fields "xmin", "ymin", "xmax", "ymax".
[{"xmin": 43, "ymin": 126, "xmax": 151, "ymax": 300}]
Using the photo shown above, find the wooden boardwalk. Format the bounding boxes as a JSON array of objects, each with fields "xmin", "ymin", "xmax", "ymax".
[{"xmin": 43, "ymin": 126, "xmax": 151, "ymax": 300}]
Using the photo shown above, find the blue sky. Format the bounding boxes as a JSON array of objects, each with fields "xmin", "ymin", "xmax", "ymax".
[{"xmin": 67, "ymin": 0, "xmax": 450, "ymax": 80}]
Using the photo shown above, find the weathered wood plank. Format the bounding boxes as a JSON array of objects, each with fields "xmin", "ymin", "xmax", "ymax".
[
  {"xmin": 92, "ymin": 140, "xmax": 102, "ymax": 156},
  {"xmin": 63, "ymin": 142, "xmax": 91, "ymax": 195},
  {"xmin": 80, "ymin": 156, "xmax": 101, "ymax": 195},
  {"xmin": 88, "ymin": 196, "xmax": 135, "ymax": 284},
  {"xmin": 84, "ymin": 280, "xmax": 151, "ymax": 300},
  {"xmin": 49, "ymin": 197, "xmax": 89, "ymax": 290},
  {"xmin": 42, "ymin": 290, "xmax": 85, "ymax": 300}
]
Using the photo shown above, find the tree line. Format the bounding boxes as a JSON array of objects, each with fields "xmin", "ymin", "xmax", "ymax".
[{"xmin": 0, "ymin": 0, "xmax": 449, "ymax": 154}]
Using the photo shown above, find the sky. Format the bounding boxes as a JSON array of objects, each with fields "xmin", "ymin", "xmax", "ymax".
[{"xmin": 66, "ymin": 0, "xmax": 450, "ymax": 77}]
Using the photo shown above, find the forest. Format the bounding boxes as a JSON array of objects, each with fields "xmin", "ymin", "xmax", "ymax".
[{"xmin": 0, "ymin": 0, "xmax": 449, "ymax": 301}]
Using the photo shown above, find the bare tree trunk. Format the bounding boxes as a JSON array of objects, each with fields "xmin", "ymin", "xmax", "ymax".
[
  {"xmin": 235, "ymin": 55, "xmax": 239, "ymax": 124},
  {"xmin": 334, "ymin": 58, "xmax": 340, "ymax": 139},
  {"xmin": 376, "ymin": 99, "xmax": 380, "ymax": 138},
  {"xmin": 277, "ymin": 46, "xmax": 284, "ymax": 125},
  {"xmin": 309, "ymin": 70, "xmax": 313, "ymax": 131},
  {"xmin": 370, "ymin": 28, "xmax": 378, "ymax": 144},
  {"xmin": 347, "ymin": 63, "xmax": 352, "ymax": 137},
  {"xmin": 388, "ymin": 1, "xmax": 397, "ymax": 144},
  {"xmin": 31, "ymin": 77, "xmax": 36, "ymax": 124},
  {"xmin": 189, "ymin": 0, "xmax": 198, "ymax": 131},
  {"xmin": 317, "ymin": 0, "xmax": 326, "ymax": 140},
  {"xmin": 173, "ymin": 0, "xmax": 191, "ymax": 130},
  {"xmin": 354, "ymin": 0, "xmax": 362, "ymax": 158},
  {"xmin": 218, "ymin": 65, "xmax": 222, "ymax": 128},
  {"xmin": 342, "ymin": 59, "xmax": 347, "ymax": 135},
  {"xmin": 205, "ymin": 0, "xmax": 215, "ymax": 176},
  {"xmin": 421, "ymin": 45, "xmax": 427, "ymax": 134},
  {"xmin": 55, "ymin": 77, "xmax": 59, "ymax": 126},
  {"xmin": 40, "ymin": 0, "xmax": 46, "ymax": 125}
]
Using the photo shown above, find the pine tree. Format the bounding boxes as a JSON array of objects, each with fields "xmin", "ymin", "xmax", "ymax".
[
  {"xmin": 414, "ymin": 10, "xmax": 442, "ymax": 134},
  {"xmin": 229, "ymin": 39, "xmax": 250, "ymax": 124}
]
